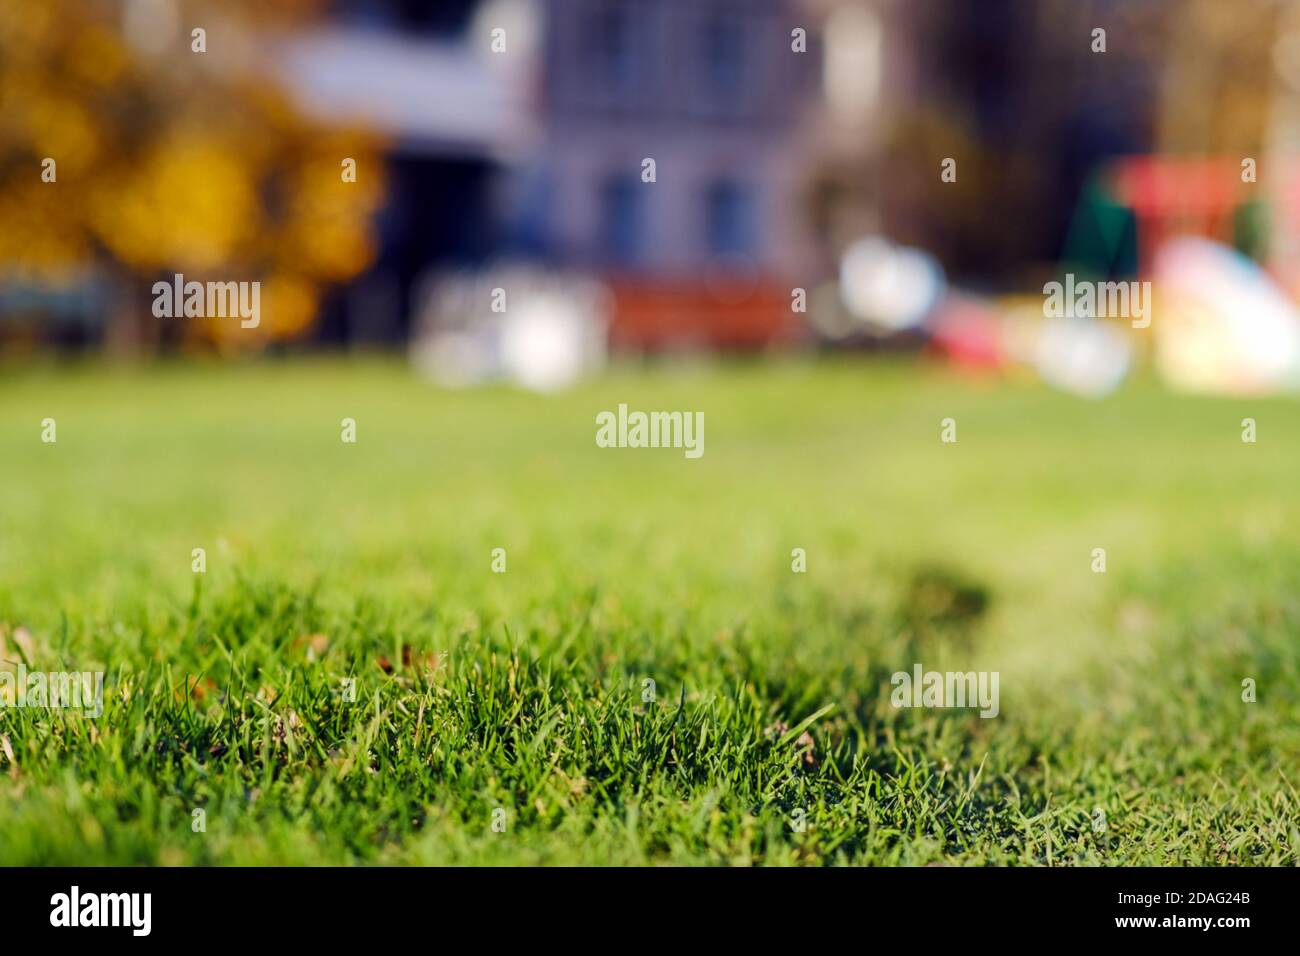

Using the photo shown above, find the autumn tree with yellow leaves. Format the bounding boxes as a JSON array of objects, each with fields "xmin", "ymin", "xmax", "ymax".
[{"xmin": 0, "ymin": 0, "xmax": 386, "ymax": 352}]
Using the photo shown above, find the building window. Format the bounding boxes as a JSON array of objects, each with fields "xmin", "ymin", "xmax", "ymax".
[
  {"xmin": 586, "ymin": 4, "xmax": 637, "ymax": 93},
  {"xmin": 705, "ymin": 180, "xmax": 755, "ymax": 257},
  {"xmin": 506, "ymin": 164, "xmax": 553, "ymax": 258},
  {"xmin": 702, "ymin": 13, "xmax": 747, "ymax": 103},
  {"xmin": 330, "ymin": 0, "xmax": 476, "ymax": 36},
  {"xmin": 599, "ymin": 175, "xmax": 643, "ymax": 265}
]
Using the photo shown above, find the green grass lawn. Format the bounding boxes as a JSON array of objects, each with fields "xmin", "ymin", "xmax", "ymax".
[{"xmin": 1, "ymin": 357, "xmax": 1298, "ymax": 865}]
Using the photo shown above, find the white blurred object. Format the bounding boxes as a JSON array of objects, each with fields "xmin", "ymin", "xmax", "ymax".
[
  {"xmin": 839, "ymin": 236, "xmax": 945, "ymax": 332},
  {"xmin": 473, "ymin": 0, "xmax": 542, "ymax": 66},
  {"xmin": 1153, "ymin": 237, "xmax": 1300, "ymax": 395},
  {"xmin": 1033, "ymin": 317, "xmax": 1132, "ymax": 398},
  {"xmin": 411, "ymin": 268, "xmax": 608, "ymax": 393},
  {"xmin": 273, "ymin": 28, "xmax": 536, "ymax": 157},
  {"xmin": 823, "ymin": 4, "xmax": 882, "ymax": 121},
  {"xmin": 123, "ymin": 0, "xmax": 181, "ymax": 56},
  {"xmin": 500, "ymin": 295, "xmax": 601, "ymax": 392}
]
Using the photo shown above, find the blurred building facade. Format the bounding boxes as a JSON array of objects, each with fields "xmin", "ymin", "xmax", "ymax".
[
  {"xmin": 5, "ymin": 0, "xmax": 1298, "ymax": 355},
  {"xmin": 515, "ymin": 0, "xmax": 820, "ymax": 349},
  {"xmin": 273, "ymin": 0, "xmax": 533, "ymax": 345},
  {"xmin": 808, "ymin": 0, "xmax": 1289, "ymax": 290},
  {"xmin": 283, "ymin": 0, "xmax": 825, "ymax": 351}
]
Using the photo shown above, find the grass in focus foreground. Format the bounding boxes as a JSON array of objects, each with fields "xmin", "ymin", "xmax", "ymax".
[{"xmin": 0, "ymin": 358, "xmax": 1298, "ymax": 865}]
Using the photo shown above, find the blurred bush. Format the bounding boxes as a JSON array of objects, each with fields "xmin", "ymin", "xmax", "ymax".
[{"xmin": 0, "ymin": 0, "xmax": 387, "ymax": 353}]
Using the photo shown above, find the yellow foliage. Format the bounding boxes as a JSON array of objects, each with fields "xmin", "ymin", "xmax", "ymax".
[
  {"xmin": 94, "ymin": 135, "xmax": 264, "ymax": 271},
  {"xmin": 0, "ymin": 0, "xmax": 388, "ymax": 348}
]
